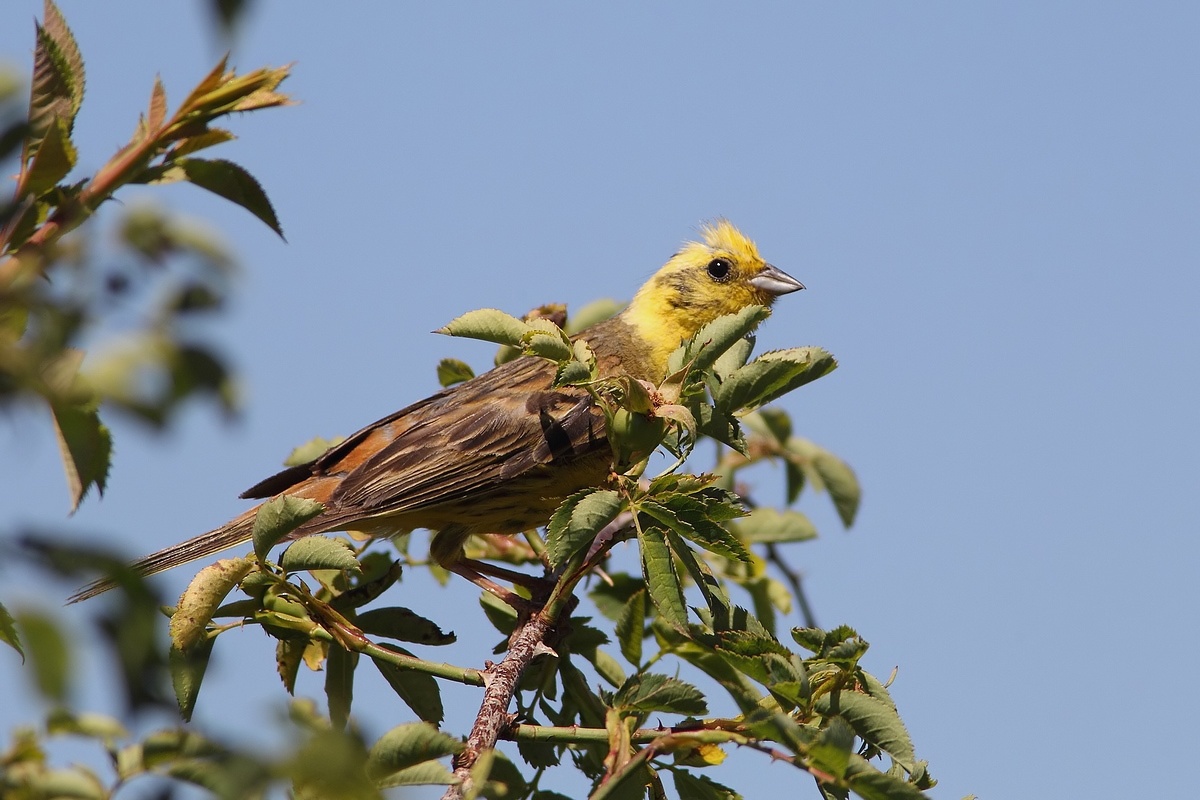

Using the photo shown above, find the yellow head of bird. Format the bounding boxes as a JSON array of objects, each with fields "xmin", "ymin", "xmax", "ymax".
[{"xmin": 621, "ymin": 221, "xmax": 804, "ymax": 372}]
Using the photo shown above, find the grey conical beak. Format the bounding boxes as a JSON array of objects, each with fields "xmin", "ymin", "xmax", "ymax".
[{"xmin": 749, "ymin": 263, "xmax": 805, "ymax": 295}]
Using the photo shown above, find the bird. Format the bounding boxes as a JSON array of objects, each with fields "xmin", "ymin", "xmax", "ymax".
[{"xmin": 68, "ymin": 221, "xmax": 804, "ymax": 603}]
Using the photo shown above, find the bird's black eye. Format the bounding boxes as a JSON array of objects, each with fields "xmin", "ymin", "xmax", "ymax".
[{"xmin": 707, "ymin": 258, "xmax": 733, "ymax": 282}]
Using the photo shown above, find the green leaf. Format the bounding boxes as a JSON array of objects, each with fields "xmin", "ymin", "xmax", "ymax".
[
  {"xmin": 807, "ymin": 716, "xmax": 854, "ymax": 780},
  {"xmin": 26, "ymin": 2, "xmax": 84, "ymax": 163},
  {"xmin": 672, "ymin": 771, "xmax": 743, "ymax": 800},
  {"xmin": 366, "ymin": 722, "xmax": 463, "ymax": 782},
  {"xmin": 546, "ymin": 489, "xmax": 623, "ymax": 569},
  {"xmin": 284, "ymin": 435, "xmax": 343, "ymax": 466},
  {"xmin": 169, "ymin": 557, "xmax": 254, "ymax": 650},
  {"xmin": 251, "ymin": 495, "xmax": 325, "ymax": 561},
  {"xmin": 815, "ymin": 690, "xmax": 916, "ymax": 771},
  {"xmin": 50, "ymin": 401, "xmax": 111, "ymax": 513},
  {"xmin": 45, "ymin": 710, "xmax": 128, "ymax": 743},
  {"xmin": 614, "ymin": 673, "xmax": 707, "ymax": 716},
  {"xmin": 553, "ymin": 358, "xmax": 594, "ymax": 387},
  {"xmin": 645, "ymin": 497, "xmax": 750, "ymax": 563},
  {"xmin": 587, "ymin": 648, "xmax": 627, "ymax": 689},
  {"xmin": 522, "ymin": 326, "xmax": 572, "ymax": 361},
  {"xmin": 356, "ymin": 607, "xmax": 455, "ymax": 646},
  {"xmin": 171, "ymin": 127, "xmax": 236, "ymax": 158},
  {"xmin": 437, "ymin": 308, "xmax": 531, "ymax": 347},
  {"xmin": 638, "ymin": 525, "xmax": 688, "ymax": 632},
  {"xmin": 784, "ymin": 437, "xmax": 861, "ymax": 526},
  {"xmin": 372, "ymin": 644, "xmax": 445, "ymax": 724},
  {"xmin": 478, "ymin": 590, "xmax": 519, "ymax": 636},
  {"xmin": 280, "ymin": 536, "xmax": 360, "ymax": 573},
  {"xmin": 733, "ymin": 507, "xmax": 817, "ymax": 544},
  {"xmin": 843, "ymin": 754, "xmax": 932, "ymax": 800},
  {"xmin": 325, "ymin": 643, "xmax": 357, "ymax": 730},
  {"xmin": 171, "ymin": 157, "xmax": 284, "ymax": 238},
  {"xmin": 565, "ymin": 298, "xmax": 623, "ymax": 334},
  {"xmin": 785, "ymin": 460, "xmax": 806, "ymax": 505},
  {"xmin": 0, "ymin": 603, "xmax": 22, "ymax": 660},
  {"xmin": 714, "ymin": 347, "xmax": 837, "ymax": 413},
  {"xmin": 712, "ymin": 333, "xmax": 755, "ymax": 381},
  {"xmin": 22, "ymin": 115, "xmax": 76, "ymax": 197},
  {"xmin": 692, "ymin": 402, "xmax": 746, "ymax": 454},
  {"xmin": 16, "ymin": 611, "xmax": 69, "ymax": 702},
  {"xmin": 668, "ymin": 638, "xmax": 764, "ymax": 716},
  {"xmin": 436, "ymin": 357, "xmax": 475, "ymax": 387},
  {"xmin": 672, "ymin": 305, "xmax": 770, "ymax": 376},
  {"xmin": 614, "ymin": 589, "xmax": 645, "ymax": 667},
  {"xmin": 168, "ymin": 636, "xmax": 214, "ymax": 722}
]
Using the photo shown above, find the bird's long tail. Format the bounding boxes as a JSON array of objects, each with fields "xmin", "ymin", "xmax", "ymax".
[{"xmin": 67, "ymin": 506, "xmax": 261, "ymax": 604}]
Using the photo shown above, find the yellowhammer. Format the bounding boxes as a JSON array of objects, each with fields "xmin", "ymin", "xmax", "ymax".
[{"xmin": 70, "ymin": 221, "xmax": 802, "ymax": 602}]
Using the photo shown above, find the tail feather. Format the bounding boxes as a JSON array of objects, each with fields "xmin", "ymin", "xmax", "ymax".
[{"xmin": 66, "ymin": 507, "xmax": 260, "ymax": 604}]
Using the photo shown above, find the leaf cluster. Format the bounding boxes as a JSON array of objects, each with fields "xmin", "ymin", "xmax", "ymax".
[{"xmin": 0, "ymin": 0, "xmax": 292, "ymax": 511}]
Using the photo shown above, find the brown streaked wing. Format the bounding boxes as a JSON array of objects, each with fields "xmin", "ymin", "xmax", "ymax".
[{"xmin": 325, "ymin": 353, "xmax": 609, "ymax": 515}]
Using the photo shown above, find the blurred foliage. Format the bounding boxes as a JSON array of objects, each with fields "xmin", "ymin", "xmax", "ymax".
[
  {"xmin": 0, "ymin": 0, "xmax": 290, "ymax": 511},
  {"xmin": 0, "ymin": 4, "xmax": 952, "ymax": 800}
]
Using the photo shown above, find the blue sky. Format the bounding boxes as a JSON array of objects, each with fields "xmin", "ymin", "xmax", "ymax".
[{"xmin": 2, "ymin": 3, "xmax": 1198, "ymax": 798}]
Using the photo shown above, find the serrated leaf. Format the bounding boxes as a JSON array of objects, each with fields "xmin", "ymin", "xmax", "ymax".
[
  {"xmin": 436, "ymin": 357, "xmax": 474, "ymax": 387},
  {"xmin": 816, "ymin": 690, "xmax": 916, "ymax": 771},
  {"xmin": 843, "ymin": 754, "xmax": 932, "ymax": 800},
  {"xmin": 280, "ymin": 536, "xmax": 360, "ymax": 573},
  {"xmin": 671, "ymin": 305, "xmax": 770, "ymax": 377},
  {"xmin": 251, "ymin": 495, "xmax": 324, "ymax": 561},
  {"xmin": 715, "ymin": 347, "xmax": 837, "ymax": 413},
  {"xmin": 373, "ymin": 644, "xmax": 445, "ymax": 724},
  {"xmin": 615, "ymin": 673, "xmax": 707, "ymax": 716},
  {"xmin": 668, "ymin": 639, "xmax": 764, "ymax": 716},
  {"xmin": 170, "ymin": 128, "xmax": 236, "ymax": 158},
  {"xmin": 169, "ymin": 637, "xmax": 213, "ymax": 722},
  {"xmin": 437, "ymin": 308, "xmax": 531, "ymax": 347},
  {"xmin": 712, "ymin": 334, "xmax": 755, "ymax": 381},
  {"xmin": 0, "ymin": 603, "xmax": 22, "ymax": 660},
  {"xmin": 276, "ymin": 637, "xmax": 305, "ymax": 694},
  {"xmin": 807, "ymin": 716, "xmax": 854, "ymax": 779},
  {"xmin": 553, "ymin": 358, "xmax": 593, "ymax": 387},
  {"xmin": 356, "ymin": 607, "xmax": 454, "ymax": 646},
  {"xmin": 638, "ymin": 525, "xmax": 688, "ymax": 631},
  {"xmin": 523, "ymin": 328, "xmax": 572, "ymax": 361},
  {"xmin": 692, "ymin": 402, "xmax": 746, "ymax": 454},
  {"xmin": 174, "ymin": 157, "xmax": 284, "ymax": 238},
  {"xmin": 147, "ymin": 76, "xmax": 167, "ymax": 129},
  {"xmin": 169, "ymin": 558, "xmax": 254, "ymax": 650},
  {"xmin": 645, "ymin": 498, "xmax": 750, "ymax": 563},
  {"xmin": 366, "ymin": 722, "xmax": 463, "ymax": 782},
  {"xmin": 375, "ymin": 761, "xmax": 457, "ymax": 789},
  {"xmin": 614, "ymin": 589, "xmax": 645, "ymax": 666},
  {"xmin": 49, "ymin": 400, "xmax": 111, "ymax": 513},
  {"xmin": 26, "ymin": 3, "xmax": 83, "ymax": 163},
  {"xmin": 546, "ymin": 489, "xmax": 622, "ymax": 569},
  {"xmin": 733, "ymin": 507, "xmax": 817, "ymax": 544},
  {"xmin": 22, "ymin": 115, "xmax": 76, "ymax": 197}
]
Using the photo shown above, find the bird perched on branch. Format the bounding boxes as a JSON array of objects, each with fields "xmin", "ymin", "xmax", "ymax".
[{"xmin": 69, "ymin": 221, "xmax": 803, "ymax": 603}]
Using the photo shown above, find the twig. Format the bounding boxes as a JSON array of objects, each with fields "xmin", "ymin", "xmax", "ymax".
[{"xmin": 441, "ymin": 610, "xmax": 555, "ymax": 800}]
